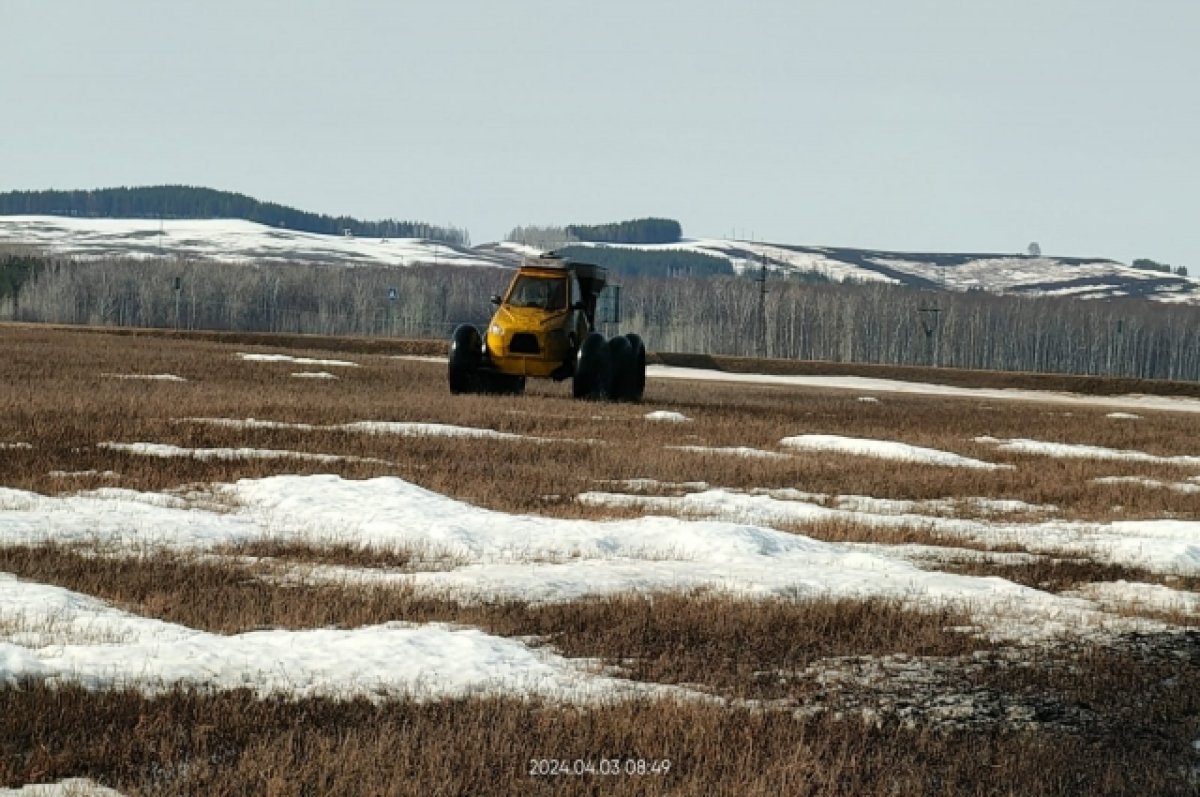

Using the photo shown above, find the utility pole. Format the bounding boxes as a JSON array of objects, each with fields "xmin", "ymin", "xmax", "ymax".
[
  {"xmin": 755, "ymin": 246, "xmax": 768, "ymax": 359},
  {"xmin": 918, "ymin": 303, "xmax": 941, "ymax": 366}
]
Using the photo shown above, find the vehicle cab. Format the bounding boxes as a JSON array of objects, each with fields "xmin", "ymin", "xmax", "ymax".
[{"xmin": 485, "ymin": 256, "xmax": 594, "ymax": 379}]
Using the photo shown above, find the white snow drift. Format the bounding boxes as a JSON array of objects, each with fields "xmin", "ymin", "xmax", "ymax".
[
  {"xmin": 975, "ymin": 436, "xmax": 1200, "ymax": 466},
  {"xmin": 0, "ymin": 574, "xmax": 666, "ymax": 702},
  {"xmin": 780, "ymin": 434, "xmax": 1009, "ymax": 470},
  {"xmin": 0, "ymin": 475, "xmax": 1175, "ymax": 642}
]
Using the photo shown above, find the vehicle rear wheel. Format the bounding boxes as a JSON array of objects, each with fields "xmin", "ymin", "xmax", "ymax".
[
  {"xmin": 606, "ymin": 335, "xmax": 633, "ymax": 401},
  {"xmin": 448, "ymin": 324, "xmax": 483, "ymax": 394},
  {"xmin": 624, "ymin": 333, "xmax": 646, "ymax": 402},
  {"xmin": 573, "ymin": 332, "xmax": 610, "ymax": 400}
]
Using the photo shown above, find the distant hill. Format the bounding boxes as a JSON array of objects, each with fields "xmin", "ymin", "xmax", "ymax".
[
  {"xmin": 0, "ymin": 186, "xmax": 470, "ymax": 246},
  {"xmin": 0, "ymin": 216, "xmax": 510, "ymax": 269},
  {"xmin": 559, "ymin": 239, "xmax": 1200, "ymax": 305},
  {"xmin": 1, "ymin": 210, "xmax": 1198, "ymax": 306}
]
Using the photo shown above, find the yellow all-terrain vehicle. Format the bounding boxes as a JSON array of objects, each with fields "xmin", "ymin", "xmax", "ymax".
[{"xmin": 448, "ymin": 253, "xmax": 646, "ymax": 400}]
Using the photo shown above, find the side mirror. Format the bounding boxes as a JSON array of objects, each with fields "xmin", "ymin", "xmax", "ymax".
[
  {"xmin": 490, "ymin": 295, "xmax": 502, "ymax": 305},
  {"xmin": 572, "ymin": 301, "xmax": 585, "ymax": 310}
]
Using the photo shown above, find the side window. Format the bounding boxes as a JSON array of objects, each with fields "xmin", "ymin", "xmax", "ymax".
[
  {"xmin": 570, "ymin": 276, "xmax": 582, "ymax": 307},
  {"xmin": 506, "ymin": 275, "xmax": 524, "ymax": 304}
]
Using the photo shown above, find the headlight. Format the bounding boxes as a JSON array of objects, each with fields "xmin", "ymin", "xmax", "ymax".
[{"xmin": 490, "ymin": 324, "xmax": 503, "ymax": 336}]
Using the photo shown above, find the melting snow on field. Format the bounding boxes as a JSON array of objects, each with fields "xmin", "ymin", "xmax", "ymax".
[
  {"xmin": 646, "ymin": 365, "xmax": 1200, "ymax": 415},
  {"xmin": 1092, "ymin": 476, "xmax": 1200, "ymax": 494},
  {"xmin": 667, "ymin": 445, "xmax": 790, "ymax": 460},
  {"xmin": 1, "ymin": 475, "xmax": 1189, "ymax": 637},
  {"xmin": 645, "ymin": 410, "xmax": 691, "ymax": 422},
  {"xmin": 180, "ymin": 416, "xmax": 586, "ymax": 444},
  {"xmin": 0, "ymin": 779, "xmax": 127, "ymax": 797},
  {"xmin": 780, "ymin": 434, "xmax": 1009, "ymax": 470},
  {"xmin": 0, "ymin": 573, "xmax": 669, "ymax": 702},
  {"xmin": 2, "ymin": 413, "xmax": 1199, "ymax": 702},
  {"xmin": 975, "ymin": 436, "xmax": 1200, "ymax": 466},
  {"xmin": 98, "ymin": 442, "xmax": 392, "ymax": 466},
  {"xmin": 574, "ymin": 488, "xmax": 1200, "ymax": 576},
  {"xmin": 237, "ymin": 352, "xmax": 359, "ymax": 367},
  {"xmin": 2, "ymin": 473, "xmax": 1109, "ymax": 700},
  {"xmin": 100, "ymin": 373, "xmax": 187, "ymax": 382},
  {"xmin": 1065, "ymin": 581, "xmax": 1200, "ymax": 617}
]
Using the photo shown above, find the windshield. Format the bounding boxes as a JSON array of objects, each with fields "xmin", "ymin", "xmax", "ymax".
[{"xmin": 506, "ymin": 275, "xmax": 567, "ymax": 310}]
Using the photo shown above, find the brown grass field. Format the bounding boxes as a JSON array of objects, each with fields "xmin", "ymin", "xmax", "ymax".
[{"xmin": 2, "ymin": 323, "xmax": 1199, "ymax": 796}]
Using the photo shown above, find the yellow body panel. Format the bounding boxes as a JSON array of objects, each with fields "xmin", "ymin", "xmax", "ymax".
[{"xmin": 485, "ymin": 268, "xmax": 586, "ymax": 377}]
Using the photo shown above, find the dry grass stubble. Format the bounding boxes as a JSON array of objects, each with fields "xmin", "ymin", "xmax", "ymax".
[
  {"xmin": 5, "ymin": 325, "xmax": 1200, "ymax": 525},
  {"xmin": 5, "ymin": 682, "xmax": 1198, "ymax": 796},
  {"xmin": 5, "ymin": 325, "xmax": 1200, "ymax": 793}
]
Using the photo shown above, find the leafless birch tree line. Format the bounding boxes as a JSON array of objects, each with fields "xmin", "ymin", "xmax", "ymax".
[{"xmin": 5, "ymin": 257, "xmax": 1199, "ymax": 380}]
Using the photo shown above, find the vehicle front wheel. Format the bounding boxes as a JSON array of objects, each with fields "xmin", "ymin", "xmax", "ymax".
[{"xmin": 448, "ymin": 324, "xmax": 483, "ymax": 394}]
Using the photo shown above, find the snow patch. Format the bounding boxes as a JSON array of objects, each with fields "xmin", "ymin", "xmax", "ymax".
[
  {"xmin": 291, "ymin": 371, "xmax": 338, "ymax": 380},
  {"xmin": 646, "ymin": 365, "xmax": 1200, "ymax": 415},
  {"xmin": 98, "ymin": 442, "xmax": 391, "ymax": 466},
  {"xmin": 0, "ymin": 475, "xmax": 1132, "ymax": 641},
  {"xmin": 666, "ymin": 445, "xmax": 791, "ymax": 460},
  {"xmin": 644, "ymin": 410, "xmax": 691, "ymax": 423},
  {"xmin": 1092, "ymin": 476, "xmax": 1200, "ymax": 494},
  {"xmin": 780, "ymin": 434, "xmax": 1009, "ymax": 470},
  {"xmin": 1066, "ymin": 581, "xmax": 1200, "ymax": 617},
  {"xmin": 976, "ymin": 436, "xmax": 1200, "ymax": 467},
  {"xmin": 48, "ymin": 470, "xmax": 120, "ymax": 480},
  {"xmin": 594, "ymin": 478, "xmax": 711, "ymax": 493},
  {"xmin": 576, "ymin": 488, "xmax": 1200, "ymax": 577},
  {"xmin": 237, "ymin": 353, "xmax": 358, "ymax": 367},
  {"xmin": 0, "ymin": 575, "xmax": 671, "ymax": 702},
  {"xmin": 0, "ymin": 779, "xmax": 127, "ymax": 797},
  {"xmin": 100, "ymin": 373, "xmax": 187, "ymax": 382},
  {"xmin": 181, "ymin": 417, "xmax": 584, "ymax": 445}
]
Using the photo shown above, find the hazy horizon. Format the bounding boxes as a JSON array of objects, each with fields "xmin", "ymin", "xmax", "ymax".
[{"xmin": 3, "ymin": 1, "xmax": 1197, "ymax": 265}]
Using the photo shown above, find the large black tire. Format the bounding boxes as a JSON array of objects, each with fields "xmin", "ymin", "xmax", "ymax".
[
  {"xmin": 624, "ymin": 333, "xmax": 646, "ymax": 402},
  {"xmin": 573, "ymin": 332, "xmax": 610, "ymax": 400},
  {"xmin": 448, "ymin": 324, "xmax": 482, "ymax": 394},
  {"xmin": 606, "ymin": 335, "xmax": 633, "ymax": 401}
]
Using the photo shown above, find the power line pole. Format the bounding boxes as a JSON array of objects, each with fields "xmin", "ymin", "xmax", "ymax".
[
  {"xmin": 918, "ymin": 303, "xmax": 941, "ymax": 366},
  {"xmin": 755, "ymin": 246, "xmax": 768, "ymax": 359}
]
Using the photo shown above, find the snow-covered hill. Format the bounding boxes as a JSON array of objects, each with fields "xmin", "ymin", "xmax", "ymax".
[
  {"xmin": 565, "ymin": 239, "xmax": 1200, "ymax": 305},
  {"xmin": 0, "ymin": 215, "xmax": 512, "ymax": 269},
  {"xmin": 3, "ymin": 215, "xmax": 1198, "ymax": 305}
]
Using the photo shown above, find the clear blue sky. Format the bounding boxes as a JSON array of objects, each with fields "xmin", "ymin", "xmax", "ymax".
[{"xmin": 3, "ymin": 1, "xmax": 1197, "ymax": 266}]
